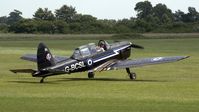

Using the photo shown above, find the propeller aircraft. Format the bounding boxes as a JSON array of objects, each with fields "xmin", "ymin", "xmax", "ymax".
[{"xmin": 10, "ymin": 40, "xmax": 189, "ymax": 83}]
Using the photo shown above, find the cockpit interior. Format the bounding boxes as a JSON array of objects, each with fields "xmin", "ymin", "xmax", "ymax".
[{"xmin": 71, "ymin": 40, "xmax": 111, "ymax": 59}]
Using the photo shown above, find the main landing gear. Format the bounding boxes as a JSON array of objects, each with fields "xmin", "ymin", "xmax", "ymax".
[
  {"xmin": 88, "ymin": 72, "xmax": 95, "ymax": 79},
  {"xmin": 126, "ymin": 68, "xmax": 136, "ymax": 80},
  {"xmin": 40, "ymin": 77, "xmax": 46, "ymax": 83}
]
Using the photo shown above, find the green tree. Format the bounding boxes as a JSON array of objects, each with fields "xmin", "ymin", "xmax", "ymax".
[
  {"xmin": 134, "ymin": 19, "xmax": 153, "ymax": 32},
  {"xmin": 34, "ymin": 8, "xmax": 55, "ymax": 21},
  {"xmin": 0, "ymin": 16, "xmax": 8, "ymax": 24},
  {"xmin": 162, "ymin": 14, "xmax": 172, "ymax": 23},
  {"xmin": 35, "ymin": 20, "xmax": 54, "ymax": 33},
  {"xmin": 187, "ymin": 7, "xmax": 199, "ymax": 22},
  {"xmin": 134, "ymin": 1, "xmax": 153, "ymax": 19},
  {"xmin": 153, "ymin": 3, "xmax": 173, "ymax": 23},
  {"xmin": 97, "ymin": 19, "xmax": 117, "ymax": 33},
  {"xmin": 73, "ymin": 14, "xmax": 97, "ymax": 23},
  {"xmin": 69, "ymin": 14, "xmax": 104, "ymax": 33},
  {"xmin": 7, "ymin": 10, "xmax": 23, "ymax": 25},
  {"xmin": 53, "ymin": 20, "xmax": 69, "ymax": 33},
  {"xmin": 9, "ymin": 19, "xmax": 37, "ymax": 33},
  {"xmin": 55, "ymin": 5, "xmax": 77, "ymax": 23},
  {"xmin": 174, "ymin": 10, "xmax": 185, "ymax": 22}
]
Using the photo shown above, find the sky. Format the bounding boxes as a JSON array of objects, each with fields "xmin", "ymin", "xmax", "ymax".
[{"xmin": 1, "ymin": 0, "xmax": 199, "ymax": 20}]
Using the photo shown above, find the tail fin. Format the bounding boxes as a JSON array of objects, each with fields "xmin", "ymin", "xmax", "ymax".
[{"xmin": 37, "ymin": 43, "xmax": 56, "ymax": 70}]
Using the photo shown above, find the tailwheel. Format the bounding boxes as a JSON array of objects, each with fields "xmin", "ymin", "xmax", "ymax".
[
  {"xmin": 126, "ymin": 68, "xmax": 136, "ymax": 80},
  {"xmin": 88, "ymin": 72, "xmax": 95, "ymax": 79},
  {"xmin": 40, "ymin": 77, "xmax": 45, "ymax": 83}
]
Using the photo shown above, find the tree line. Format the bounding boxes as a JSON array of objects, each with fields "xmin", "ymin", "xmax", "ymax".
[{"xmin": 1, "ymin": 1, "xmax": 199, "ymax": 34}]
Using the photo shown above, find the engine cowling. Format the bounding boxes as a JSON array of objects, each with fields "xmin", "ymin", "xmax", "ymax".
[{"xmin": 119, "ymin": 47, "xmax": 131, "ymax": 60}]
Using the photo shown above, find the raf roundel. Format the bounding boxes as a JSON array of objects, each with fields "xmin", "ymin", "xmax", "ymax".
[
  {"xmin": 152, "ymin": 57, "xmax": 163, "ymax": 61},
  {"xmin": 87, "ymin": 59, "xmax": 93, "ymax": 66},
  {"xmin": 44, "ymin": 48, "xmax": 48, "ymax": 52},
  {"xmin": 46, "ymin": 53, "xmax": 52, "ymax": 61}
]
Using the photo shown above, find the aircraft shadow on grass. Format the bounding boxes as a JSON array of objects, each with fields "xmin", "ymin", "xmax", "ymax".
[
  {"xmin": 58, "ymin": 78, "xmax": 169, "ymax": 82},
  {"xmin": 8, "ymin": 78, "xmax": 169, "ymax": 84}
]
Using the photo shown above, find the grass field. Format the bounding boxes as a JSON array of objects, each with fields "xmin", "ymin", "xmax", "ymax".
[{"xmin": 0, "ymin": 35, "xmax": 199, "ymax": 112}]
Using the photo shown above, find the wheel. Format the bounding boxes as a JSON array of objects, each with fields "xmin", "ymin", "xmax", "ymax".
[
  {"xmin": 88, "ymin": 72, "xmax": 95, "ymax": 79},
  {"xmin": 129, "ymin": 72, "xmax": 136, "ymax": 80}
]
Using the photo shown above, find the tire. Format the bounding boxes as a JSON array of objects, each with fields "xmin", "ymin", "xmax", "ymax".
[
  {"xmin": 88, "ymin": 72, "xmax": 95, "ymax": 79},
  {"xmin": 129, "ymin": 73, "xmax": 136, "ymax": 80}
]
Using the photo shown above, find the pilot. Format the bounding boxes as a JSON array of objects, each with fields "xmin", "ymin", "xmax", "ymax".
[
  {"xmin": 99, "ymin": 43, "xmax": 107, "ymax": 50},
  {"xmin": 96, "ymin": 46, "xmax": 105, "ymax": 52}
]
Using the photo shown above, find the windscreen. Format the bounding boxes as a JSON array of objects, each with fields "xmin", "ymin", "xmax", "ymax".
[{"xmin": 80, "ymin": 47, "xmax": 91, "ymax": 58}]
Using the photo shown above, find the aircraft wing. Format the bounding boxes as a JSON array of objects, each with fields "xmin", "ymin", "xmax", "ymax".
[
  {"xmin": 95, "ymin": 56, "xmax": 189, "ymax": 71},
  {"xmin": 21, "ymin": 54, "xmax": 69, "ymax": 63}
]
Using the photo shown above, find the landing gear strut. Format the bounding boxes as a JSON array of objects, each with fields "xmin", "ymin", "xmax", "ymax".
[
  {"xmin": 40, "ymin": 77, "xmax": 46, "ymax": 83},
  {"xmin": 126, "ymin": 68, "xmax": 136, "ymax": 80},
  {"xmin": 88, "ymin": 72, "xmax": 95, "ymax": 79}
]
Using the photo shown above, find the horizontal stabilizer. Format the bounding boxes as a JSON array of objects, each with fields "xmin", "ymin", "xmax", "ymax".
[
  {"xmin": 21, "ymin": 54, "xmax": 37, "ymax": 62},
  {"xmin": 21, "ymin": 54, "xmax": 69, "ymax": 63},
  {"xmin": 10, "ymin": 69, "xmax": 36, "ymax": 74}
]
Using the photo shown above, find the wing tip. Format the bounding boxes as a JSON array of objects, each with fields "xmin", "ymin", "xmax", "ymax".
[
  {"xmin": 184, "ymin": 56, "xmax": 190, "ymax": 59},
  {"xmin": 178, "ymin": 56, "xmax": 190, "ymax": 61}
]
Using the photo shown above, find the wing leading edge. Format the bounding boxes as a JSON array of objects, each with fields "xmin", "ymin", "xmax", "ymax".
[{"xmin": 97, "ymin": 56, "xmax": 189, "ymax": 71}]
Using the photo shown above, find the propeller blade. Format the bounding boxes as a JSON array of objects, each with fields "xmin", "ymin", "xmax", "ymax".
[{"xmin": 131, "ymin": 44, "xmax": 144, "ymax": 49}]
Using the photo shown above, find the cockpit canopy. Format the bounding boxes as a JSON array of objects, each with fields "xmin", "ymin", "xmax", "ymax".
[
  {"xmin": 71, "ymin": 40, "xmax": 111, "ymax": 60},
  {"xmin": 71, "ymin": 43, "xmax": 100, "ymax": 59}
]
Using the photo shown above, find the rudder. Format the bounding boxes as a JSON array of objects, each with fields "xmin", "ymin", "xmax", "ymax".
[{"xmin": 37, "ymin": 43, "xmax": 55, "ymax": 70}]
